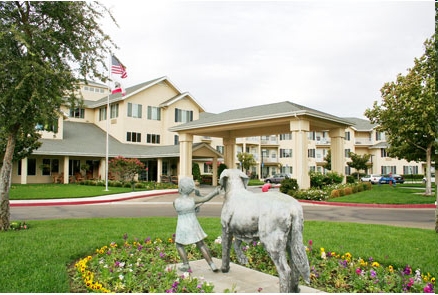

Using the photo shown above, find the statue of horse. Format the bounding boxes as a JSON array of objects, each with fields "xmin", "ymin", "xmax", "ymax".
[{"xmin": 219, "ymin": 169, "xmax": 310, "ymax": 293}]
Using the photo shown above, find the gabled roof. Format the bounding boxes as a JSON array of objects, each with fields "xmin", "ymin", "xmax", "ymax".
[
  {"xmin": 169, "ymin": 101, "xmax": 353, "ymax": 136},
  {"xmin": 86, "ymin": 77, "xmax": 205, "ymax": 112},
  {"xmin": 343, "ymin": 117, "xmax": 377, "ymax": 131},
  {"xmin": 33, "ymin": 121, "xmax": 218, "ymax": 159}
]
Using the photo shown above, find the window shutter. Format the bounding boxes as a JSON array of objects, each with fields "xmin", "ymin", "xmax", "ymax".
[
  {"xmin": 138, "ymin": 104, "xmax": 142, "ymax": 118},
  {"xmin": 128, "ymin": 103, "xmax": 132, "ymax": 117}
]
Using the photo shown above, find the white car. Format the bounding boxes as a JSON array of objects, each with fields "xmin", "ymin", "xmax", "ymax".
[
  {"xmin": 422, "ymin": 174, "xmax": 435, "ymax": 184},
  {"xmin": 360, "ymin": 174, "xmax": 382, "ymax": 184}
]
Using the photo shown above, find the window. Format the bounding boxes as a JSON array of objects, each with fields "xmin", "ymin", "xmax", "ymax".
[
  {"xmin": 127, "ymin": 132, "xmax": 141, "ymax": 142},
  {"xmin": 307, "ymin": 131, "xmax": 316, "ymax": 140},
  {"xmin": 381, "ymin": 148, "xmax": 390, "ymax": 158},
  {"xmin": 175, "ymin": 108, "xmax": 193, "ymax": 123},
  {"xmin": 70, "ymin": 108, "xmax": 85, "ymax": 118},
  {"xmin": 376, "ymin": 131, "xmax": 385, "ymax": 141},
  {"xmin": 28, "ymin": 158, "xmax": 36, "ymax": 176},
  {"xmin": 203, "ymin": 163, "xmax": 212, "ymax": 173},
  {"xmin": 308, "ymin": 149, "xmax": 316, "ymax": 158},
  {"xmin": 345, "ymin": 131, "xmax": 351, "ymax": 141},
  {"xmin": 403, "ymin": 166, "xmax": 418, "ymax": 174},
  {"xmin": 281, "ymin": 165, "xmax": 293, "ymax": 174},
  {"xmin": 110, "ymin": 104, "xmax": 119, "ymax": 119},
  {"xmin": 280, "ymin": 148, "xmax": 292, "ymax": 158},
  {"xmin": 280, "ymin": 133, "xmax": 292, "ymax": 140},
  {"xmin": 147, "ymin": 106, "xmax": 161, "ymax": 120},
  {"xmin": 345, "ymin": 149, "xmax": 351, "ymax": 158},
  {"xmin": 128, "ymin": 103, "xmax": 142, "ymax": 118},
  {"xmin": 69, "ymin": 159, "xmax": 81, "ymax": 175},
  {"xmin": 41, "ymin": 159, "xmax": 59, "ymax": 175},
  {"xmin": 345, "ymin": 166, "xmax": 351, "ymax": 175},
  {"xmin": 381, "ymin": 166, "xmax": 396, "ymax": 174},
  {"xmin": 174, "ymin": 135, "xmax": 179, "ymax": 145},
  {"xmin": 99, "ymin": 107, "xmax": 107, "ymax": 121},
  {"xmin": 35, "ymin": 120, "xmax": 58, "ymax": 133},
  {"xmin": 146, "ymin": 134, "xmax": 160, "ymax": 144},
  {"xmin": 216, "ymin": 146, "xmax": 224, "ymax": 154}
]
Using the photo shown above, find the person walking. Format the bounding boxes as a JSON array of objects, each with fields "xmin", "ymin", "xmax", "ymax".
[{"xmin": 173, "ymin": 177, "xmax": 221, "ymax": 272}]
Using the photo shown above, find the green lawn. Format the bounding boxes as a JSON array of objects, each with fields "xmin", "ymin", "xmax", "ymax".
[
  {"xmin": 9, "ymin": 183, "xmax": 176, "ymax": 200},
  {"xmin": 0, "ymin": 218, "xmax": 435, "ymax": 292},
  {"xmin": 328, "ymin": 184, "xmax": 436, "ymax": 204}
]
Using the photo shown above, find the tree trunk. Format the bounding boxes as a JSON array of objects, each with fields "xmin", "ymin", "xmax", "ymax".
[
  {"xmin": 425, "ymin": 144, "xmax": 432, "ymax": 196},
  {"xmin": 0, "ymin": 133, "xmax": 17, "ymax": 231}
]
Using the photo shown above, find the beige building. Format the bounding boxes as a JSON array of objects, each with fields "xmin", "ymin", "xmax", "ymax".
[{"xmin": 12, "ymin": 77, "xmax": 427, "ymax": 188}]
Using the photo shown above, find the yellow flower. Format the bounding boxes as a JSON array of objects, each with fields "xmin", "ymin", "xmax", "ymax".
[
  {"xmin": 320, "ymin": 247, "xmax": 325, "ymax": 253},
  {"xmin": 388, "ymin": 265, "xmax": 394, "ymax": 273},
  {"xmin": 431, "ymin": 277, "xmax": 435, "ymax": 283},
  {"xmin": 372, "ymin": 261, "xmax": 380, "ymax": 268}
]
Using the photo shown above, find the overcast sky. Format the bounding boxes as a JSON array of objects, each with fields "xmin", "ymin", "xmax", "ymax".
[{"xmin": 101, "ymin": 0, "xmax": 434, "ymax": 119}]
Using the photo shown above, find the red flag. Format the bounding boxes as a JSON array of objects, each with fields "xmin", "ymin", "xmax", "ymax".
[
  {"xmin": 111, "ymin": 55, "xmax": 127, "ymax": 78},
  {"xmin": 112, "ymin": 82, "xmax": 126, "ymax": 96}
]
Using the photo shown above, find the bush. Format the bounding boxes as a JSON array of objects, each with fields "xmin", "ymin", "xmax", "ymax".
[
  {"xmin": 294, "ymin": 189, "xmax": 329, "ymax": 201},
  {"xmin": 346, "ymin": 175, "xmax": 355, "ymax": 183},
  {"xmin": 217, "ymin": 163, "xmax": 227, "ymax": 178},
  {"xmin": 330, "ymin": 189, "xmax": 340, "ymax": 198},
  {"xmin": 310, "ymin": 171, "xmax": 344, "ymax": 188},
  {"xmin": 200, "ymin": 175, "xmax": 212, "ymax": 185},
  {"xmin": 343, "ymin": 187, "xmax": 353, "ymax": 195},
  {"xmin": 280, "ymin": 178, "xmax": 299, "ymax": 195}
]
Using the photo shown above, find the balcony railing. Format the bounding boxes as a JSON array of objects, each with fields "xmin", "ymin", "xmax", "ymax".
[{"xmin": 354, "ymin": 138, "xmax": 373, "ymax": 145}]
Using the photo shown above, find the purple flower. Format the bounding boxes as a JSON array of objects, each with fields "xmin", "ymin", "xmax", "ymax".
[
  {"xmin": 144, "ymin": 237, "xmax": 151, "ymax": 243},
  {"xmin": 370, "ymin": 270, "xmax": 376, "ymax": 278},
  {"xmin": 424, "ymin": 283, "xmax": 434, "ymax": 293},
  {"xmin": 159, "ymin": 252, "xmax": 166, "ymax": 258},
  {"xmin": 403, "ymin": 265, "xmax": 412, "ymax": 275},
  {"xmin": 355, "ymin": 268, "xmax": 362, "ymax": 276},
  {"xmin": 114, "ymin": 261, "xmax": 120, "ymax": 267}
]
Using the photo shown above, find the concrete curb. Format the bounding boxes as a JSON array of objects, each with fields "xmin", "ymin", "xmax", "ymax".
[{"xmin": 10, "ymin": 188, "xmax": 435, "ymax": 208}]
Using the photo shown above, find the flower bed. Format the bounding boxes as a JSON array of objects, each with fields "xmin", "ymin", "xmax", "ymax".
[{"xmin": 72, "ymin": 234, "xmax": 435, "ymax": 293}]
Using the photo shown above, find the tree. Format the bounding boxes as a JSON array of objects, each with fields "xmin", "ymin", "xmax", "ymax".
[
  {"xmin": 0, "ymin": 2, "xmax": 117, "ymax": 231},
  {"xmin": 237, "ymin": 152, "xmax": 257, "ymax": 174},
  {"xmin": 364, "ymin": 35, "xmax": 436, "ymax": 197},
  {"xmin": 323, "ymin": 149, "xmax": 331, "ymax": 171},
  {"xmin": 192, "ymin": 163, "xmax": 201, "ymax": 182},
  {"xmin": 347, "ymin": 152, "xmax": 371, "ymax": 180},
  {"xmin": 109, "ymin": 156, "xmax": 145, "ymax": 191}
]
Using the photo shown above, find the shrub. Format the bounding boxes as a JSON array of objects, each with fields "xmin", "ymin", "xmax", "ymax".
[
  {"xmin": 346, "ymin": 175, "xmax": 356, "ymax": 183},
  {"xmin": 343, "ymin": 187, "xmax": 353, "ymax": 195},
  {"xmin": 294, "ymin": 189, "xmax": 329, "ymax": 201},
  {"xmin": 280, "ymin": 178, "xmax": 299, "ymax": 195},
  {"xmin": 330, "ymin": 189, "xmax": 340, "ymax": 198}
]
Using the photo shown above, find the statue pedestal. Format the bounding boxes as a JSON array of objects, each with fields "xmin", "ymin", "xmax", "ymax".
[{"xmin": 172, "ymin": 257, "xmax": 324, "ymax": 293}]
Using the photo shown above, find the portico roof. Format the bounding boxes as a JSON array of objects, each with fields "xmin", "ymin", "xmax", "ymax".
[{"xmin": 169, "ymin": 101, "xmax": 353, "ymax": 138}]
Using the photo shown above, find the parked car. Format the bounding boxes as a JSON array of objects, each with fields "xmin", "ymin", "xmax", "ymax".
[
  {"xmin": 379, "ymin": 174, "xmax": 405, "ymax": 184},
  {"xmin": 360, "ymin": 174, "xmax": 382, "ymax": 184},
  {"xmin": 422, "ymin": 173, "xmax": 435, "ymax": 184},
  {"xmin": 264, "ymin": 173, "xmax": 292, "ymax": 184}
]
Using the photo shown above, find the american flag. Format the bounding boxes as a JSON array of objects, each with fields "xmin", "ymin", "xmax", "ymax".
[{"xmin": 111, "ymin": 55, "xmax": 127, "ymax": 78}]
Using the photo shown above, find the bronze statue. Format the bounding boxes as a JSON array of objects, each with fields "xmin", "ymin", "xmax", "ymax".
[
  {"xmin": 219, "ymin": 169, "xmax": 310, "ymax": 293},
  {"xmin": 173, "ymin": 177, "xmax": 220, "ymax": 272}
]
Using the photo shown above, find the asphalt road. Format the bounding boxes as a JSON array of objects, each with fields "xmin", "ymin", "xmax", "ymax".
[{"xmin": 10, "ymin": 186, "xmax": 435, "ymax": 230}]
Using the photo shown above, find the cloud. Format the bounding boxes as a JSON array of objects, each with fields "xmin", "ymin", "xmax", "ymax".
[{"xmin": 101, "ymin": 0, "xmax": 434, "ymax": 119}]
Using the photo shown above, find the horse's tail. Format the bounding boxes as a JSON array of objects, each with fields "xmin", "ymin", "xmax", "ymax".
[{"xmin": 290, "ymin": 210, "xmax": 310, "ymax": 284}]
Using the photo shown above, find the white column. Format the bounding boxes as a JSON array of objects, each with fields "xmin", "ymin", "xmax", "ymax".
[
  {"xmin": 290, "ymin": 119, "xmax": 310, "ymax": 189},
  {"xmin": 63, "ymin": 156, "xmax": 69, "ymax": 184},
  {"xmin": 157, "ymin": 158, "xmax": 163, "ymax": 182},
  {"xmin": 223, "ymin": 137, "xmax": 236, "ymax": 169},
  {"xmin": 20, "ymin": 158, "xmax": 27, "ymax": 184},
  {"xmin": 329, "ymin": 128, "xmax": 345, "ymax": 182},
  {"xmin": 179, "ymin": 133, "xmax": 193, "ymax": 179},
  {"xmin": 212, "ymin": 157, "xmax": 218, "ymax": 186}
]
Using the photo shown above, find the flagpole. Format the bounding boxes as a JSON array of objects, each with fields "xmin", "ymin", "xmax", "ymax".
[{"xmin": 105, "ymin": 54, "xmax": 110, "ymax": 191}]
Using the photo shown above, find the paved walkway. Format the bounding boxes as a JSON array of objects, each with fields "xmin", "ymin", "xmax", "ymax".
[{"xmin": 10, "ymin": 185, "xmax": 435, "ymax": 208}]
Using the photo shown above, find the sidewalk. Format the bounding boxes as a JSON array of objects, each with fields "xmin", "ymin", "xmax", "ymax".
[
  {"xmin": 10, "ymin": 185, "xmax": 435, "ymax": 208},
  {"xmin": 172, "ymin": 257, "xmax": 325, "ymax": 293}
]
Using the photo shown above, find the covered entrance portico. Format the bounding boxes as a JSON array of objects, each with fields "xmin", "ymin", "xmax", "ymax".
[{"xmin": 170, "ymin": 101, "xmax": 352, "ymax": 189}]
